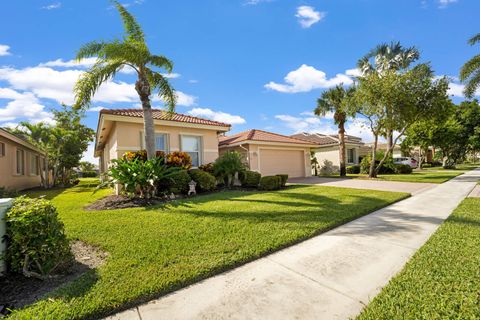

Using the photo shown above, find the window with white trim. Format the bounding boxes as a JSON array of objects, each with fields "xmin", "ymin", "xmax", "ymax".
[
  {"xmin": 347, "ymin": 148, "xmax": 355, "ymax": 164},
  {"xmin": 0, "ymin": 142, "xmax": 5, "ymax": 157},
  {"xmin": 30, "ymin": 154, "xmax": 40, "ymax": 175},
  {"xmin": 181, "ymin": 135, "xmax": 201, "ymax": 167},
  {"xmin": 16, "ymin": 148, "xmax": 25, "ymax": 175},
  {"xmin": 140, "ymin": 132, "xmax": 169, "ymax": 153}
]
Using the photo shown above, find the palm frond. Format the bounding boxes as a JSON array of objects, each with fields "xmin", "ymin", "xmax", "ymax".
[
  {"xmin": 112, "ymin": 0, "xmax": 144, "ymax": 42},
  {"xmin": 74, "ymin": 61, "xmax": 124, "ymax": 109},
  {"xmin": 148, "ymin": 55, "xmax": 173, "ymax": 73},
  {"xmin": 146, "ymin": 69, "xmax": 177, "ymax": 112},
  {"xmin": 460, "ymin": 55, "xmax": 480, "ymax": 81},
  {"xmin": 463, "ymin": 69, "xmax": 480, "ymax": 98},
  {"xmin": 468, "ymin": 33, "xmax": 480, "ymax": 46},
  {"xmin": 100, "ymin": 40, "xmax": 147, "ymax": 66},
  {"xmin": 76, "ymin": 41, "xmax": 106, "ymax": 61}
]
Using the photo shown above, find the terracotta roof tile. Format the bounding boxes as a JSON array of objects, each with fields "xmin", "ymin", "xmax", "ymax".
[
  {"xmin": 100, "ymin": 108, "xmax": 231, "ymax": 128},
  {"xmin": 290, "ymin": 133, "xmax": 338, "ymax": 145},
  {"xmin": 219, "ymin": 129, "xmax": 315, "ymax": 146}
]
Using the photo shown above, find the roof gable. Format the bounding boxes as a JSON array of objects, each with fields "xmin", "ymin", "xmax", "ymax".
[{"xmin": 219, "ymin": 129, "xmax": 315, "ymax": 146}]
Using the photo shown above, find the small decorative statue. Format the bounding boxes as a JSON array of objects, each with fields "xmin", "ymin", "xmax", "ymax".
[{"xmin": 188, "ymin": 180, "xmax": 197, "ymax": 196}]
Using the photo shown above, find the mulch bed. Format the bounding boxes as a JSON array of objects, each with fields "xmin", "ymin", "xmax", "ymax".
[
  {"xmin": 84, "ymin": 194, "xmax": 183, "ymax": 211},
  {"xmin": 0, "ymin": 241, "xmax": 108, "ymax": 315}
]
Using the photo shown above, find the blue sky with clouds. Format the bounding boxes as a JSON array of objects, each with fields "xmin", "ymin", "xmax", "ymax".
[{"xmin": 0, "ymin": 0, "xmax": 478, "ymax": 162}]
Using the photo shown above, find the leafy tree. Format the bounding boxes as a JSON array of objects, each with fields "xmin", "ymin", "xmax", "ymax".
[
  {"xmin": 73, "ymin": 1, "xmax": 176, "ymax": 159},
  {"xmin": 78, "ymin": 161, "xmax": 95, "ymax": 172},
  {"xmin": 354, "ymin": 64, "xmax": 450, "ymax": 177},
  {"xmin": 460, "ymin": 33, "xmax": 480, "ymax": 98},
  {"xmin": 357, "ymin": 41, "xmax": 420, "ymax": 149},
  {"xmin": 315, "ymin": 85, "xmax": 356, "ymax": 176}
]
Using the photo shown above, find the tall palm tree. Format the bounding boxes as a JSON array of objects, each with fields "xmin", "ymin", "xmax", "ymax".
[
  {"xmin": 73, "ymin": 1, "xmax": 176, "ymax": 159},
  {"xmin": 357, "ymin": 42, "xmax": 420, "ymax": 149},
  {"xmin": 460, "ymin": 33, "xmax": 480, "ymax": 98},
  {"xmin": 315, "ymin": 85, "xmax": 356, "ymax": 177}
]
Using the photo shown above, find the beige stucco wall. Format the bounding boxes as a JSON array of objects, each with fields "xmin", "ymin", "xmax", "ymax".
[
  {"xmin": 0, "ymin": 136, "xmax": 43, "ymax": 190},
  {"xmin": 221, "ymin": 143, "xmax": 312, "ymax": 178},
  {"xmin": 314, "ymin": 144, "xmax": 361, "ymax": 168},
  {"xmin": 100, "ymin": 121, "xmax": 222, "ymax": 167}
]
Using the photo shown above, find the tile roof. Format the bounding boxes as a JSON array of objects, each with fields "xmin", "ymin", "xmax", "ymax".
[
  {"xmin": 290, "ymin": 133, "xmax": 338, "ymax": 145},
  {"xmin": 100, "ymin": 108, "xmax": 231, "ymax": 128},
  {"xmin": 219, "ymin": 129, "xmax": 316, "ymax": 146}
]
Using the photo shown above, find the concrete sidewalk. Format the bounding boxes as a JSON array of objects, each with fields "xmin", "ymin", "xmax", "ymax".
[
  {"xmin": 288, "ymin": 176, "xmax": 435, "ymax": 195},
  {"xmin": 108, "ymin": 170, "xmax": 480, "ymax": 320}
]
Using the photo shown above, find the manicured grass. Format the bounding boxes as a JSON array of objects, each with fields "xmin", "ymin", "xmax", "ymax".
[
  {"xmin": 421, "ymin": 163, "xmax": 479, "ymax": 171},
  {"xmin": 358, "ymin": 198, "xmax": 480, "ymax": 319},
  {"xmin": 347, "ymin": 171, "xmax": 464, "ymax": 183},
  {"xmin": 11, "ymin": 179, "xmax": 408, "ymax": 319}
]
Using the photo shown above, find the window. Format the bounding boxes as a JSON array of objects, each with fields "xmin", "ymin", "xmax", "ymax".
[
  {"xmin": 30, "ymin": 154, "xmax": 40, "ymax": 175},
  {"xmin": 347, "ymin": 148, "xmax": 355, "ymax": 164},
  {"xmin": 141, "ymin": 132, "xmax": 168, "ymax": 153},
  {"xmin": 181, "ymin": 135, "xmax": 201, "ymax": 167},
  {"xmin": 16, "ymin": 149, "xmax": 25, "ymax": 175},
  {"xmin": 0, "ymin": 142, "xmax": 5, "ymax": 157}
]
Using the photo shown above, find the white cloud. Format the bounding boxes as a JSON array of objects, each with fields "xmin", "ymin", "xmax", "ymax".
[
  {"xmin": 188, "ymin": 79, "xmax": 198, "ymax": 84},
  {"xmin": 0, "ymin": 44, "xmax": 11, "ymax": 56},
  {"xmin": 243, "ymin": 0, "xmax": 273, "ymax": 5},
  {"xmin": 438, "ymin": 0, "xmax": 457, "ymax": 8},
  {"xmin": 42, "ymin": 2, "xmax": 61, "ymax": 10},
  {"xmin": 38, "ymin": 57, "xmax": 97, "ymax": 68},
  {"xmin": 265, "ymin": 64, "xmax": 353, "ymax": 93},
  {"xmin": 162, "ymin": 73, "xmax": 181, "ymax": 79},
  {"xmin": 88, "ymin": 106, "xmax": 105, "ymax": 112},
  {"xmin": 295, "ymin": 6, "xmax": 325, "ymax": 28},
  {"xmin": 0, "ymin": 65, "xmax": 196, "ymax": 106},
  {"xmin": 345, "ymin": 68, "xmax": 362, "ymax": 77},
  {"xmin": 0, "ymin": 88, "xmax": 54, "ymax": 125},
  {"xmin": 187, "ymin": 108, "xmax": 246, "ymax": 125}
]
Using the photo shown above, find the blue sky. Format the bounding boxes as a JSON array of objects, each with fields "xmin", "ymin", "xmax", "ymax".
[{"xmin": 0, "ymin": 0, "xmax": 478, "ymax": 163}]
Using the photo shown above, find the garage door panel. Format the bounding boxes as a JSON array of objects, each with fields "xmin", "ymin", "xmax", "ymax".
[{"xmin": 260, "ymin": 149, "xmax": 305, "ymax": 178}]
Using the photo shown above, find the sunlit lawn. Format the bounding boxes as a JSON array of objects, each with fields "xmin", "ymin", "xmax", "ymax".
[{"xmin": 10, "ymin": 179, "xmax": 408, "ymax": 319}]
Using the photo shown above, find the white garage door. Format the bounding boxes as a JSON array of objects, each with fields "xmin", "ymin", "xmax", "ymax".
[{"xmin": 259, "ymin": 149, "xmax": 305, "ymax": 178}]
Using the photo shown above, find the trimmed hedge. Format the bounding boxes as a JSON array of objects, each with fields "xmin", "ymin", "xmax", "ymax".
[
  {"xmin": 346, "ymin": 165, "xmax": 361, "ymax": 174},
  {"xmin": 158, "ymin": 170, "xmax": 191, "ymax": 194},
  {"xmin": 189, "ymin": 169, "xmax": 216, "ymax": 192},
  {"xmin": 394, "ymin": 164, "xmax": 413, "ymax": 174},
  {"xmin": 241, "ymin": 170, "xmax": 261, "ymax": 188},
  {"xmin": 259, "ymin": 175, "xmax": 281, "ymax": 191},
  {"xmin": 81, "ymin": 170, "xmax": 97, "ymax": 177},
  {"xmin": 276, "ymin": 174, "xmax": 288, "ymax": 187},
  {"xmin": 5, "ymin": 196, "xmax": 72, "ymax": 278}
]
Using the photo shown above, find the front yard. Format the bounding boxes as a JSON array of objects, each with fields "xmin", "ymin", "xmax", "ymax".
[
  {"xmin": 9, "ymin": 179, "xmax": 407, "ymax": 319},
  {"xmin": 358, "ymin": 197, "xmax": 480, "ymax": 319},
  {"xmin": 353, "ymin": 171, "xmax": 465, "ymax": 183}
]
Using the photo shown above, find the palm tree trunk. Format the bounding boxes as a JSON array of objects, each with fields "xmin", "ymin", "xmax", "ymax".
[
  {"xmin": 135, "ymin": 73, "xmax": 155, "ymax": 159},
  {"xmin": 369, "ymin": 134, "xmax": 378, "ymax": 178},
  {"xmin": 338, "ymin": 121, "xmax": 346, "ymax": 177}
]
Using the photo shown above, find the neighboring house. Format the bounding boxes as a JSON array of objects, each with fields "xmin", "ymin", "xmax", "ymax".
[
  {"xmin": 291, "ymin": 133, "xmax": 364, "ymax": 169},
  {"xmin": 365, "ymin": 142, "xmax": 403, "ymax": 158},
  {"xmin": 219, "ymin": 129, "xmax": 317, "ymax": 178},
  {"xmin": 94, "ymin": 109, "xmax": 231, "ymax": 172},
  {"xmin": 0, "ymin": 128, "xmax": 45, "ymax": 190},
  {"xmin": 364, "ymin": 143, "xmax": 435, "ymax": 163}
]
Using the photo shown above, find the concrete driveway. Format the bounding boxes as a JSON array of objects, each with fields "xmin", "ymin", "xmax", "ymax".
[{"xmin": 288, "ymin": 176, "xmax": 435, "ymax": 195}]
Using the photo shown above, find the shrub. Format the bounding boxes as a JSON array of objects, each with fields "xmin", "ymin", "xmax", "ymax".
[
  {"xmin": 422, "ymin": 163, "xmax": 432, "ymax": 168},
  {"xmin": 346, "ymin": 165, "xmax": 361, "ymax": 174},
  {"xmin": 82, "ymin": 170, "xmax": 97, "ymax": 178},
  {"xmin": 394, "ymin": 164, "xmax": 413, "ymax": 174},
  {"xmin": 158, "ymin": 170, "xmax": 191, "ymax": 194},
  {"xmin": 360, "ymin": 154, "xmax": 395, "ymax": 174},
  {"xmin": 5, "ymin": 196, "xmax": 72, "ymax": 278},
  {"xmin": 123, "ymin": 150, "xmax": 147, "ymax": 162},
  {"xmin": 189, "ymin": 169, "xmax": 216, "ymax": 192},
  {"xmin": 99, "ymin": 157, "xmax": 179, "ymax": 198},
  {"xmin": 259, "ymin": 175, "xmax": 281, "ymax": 191},
  {"xmin": 213, "ymin": 151, "xmax": 247, "ymax": 188},
  {"xmin": 199, "ymin": 162, "xmax": 214, "ymax": 174},
  {"xmin": 166, "ymin": 151, "xmax": 192, "ymax": 170},
  {"xmin": 0, "ymin": 187, "xmax": 19, "ymax": 198},
  {"xmin": 319, "ymin": 160, "xmax": 339, "ymax": 175},
  {"xmin": 276, "ymin": 174, "xmax": 288, "ymax": 187},
  {"xmin": 241, "ymin": 170, "xmax": 261, "ymax": 188}
]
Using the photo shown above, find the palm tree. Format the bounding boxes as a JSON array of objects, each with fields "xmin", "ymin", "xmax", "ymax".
[
  {"xmin": 460, "ymin": 33, "xmax": 480, "ymax": 98},
  {"xmin": 73, "ymin": 1, "xmax": 176, "ymax": 159},
  {"xmin": 357, "ymin": 42, "xmax": 420, "ymax": 149},
  {"xmin": 315, "ymin": 85, "xmax": 356, "ymax": 177}
]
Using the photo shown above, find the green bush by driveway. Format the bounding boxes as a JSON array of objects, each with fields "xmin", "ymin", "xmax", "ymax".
[
  {"xmin": 358, "ymin": 198, "xmax": 480, "ymax": 319},
  {"xmin": 12, "ymin": 179, "xmax": 407, "ymax": 319}
]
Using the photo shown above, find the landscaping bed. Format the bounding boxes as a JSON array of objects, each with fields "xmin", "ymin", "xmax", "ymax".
[
  {"xmin": 6, "ymin": 179, "xmax": 408, "ymax": 319},
  {"xmin": 358, "ymin": 197, "xmax": 480, "ymax": 319}
]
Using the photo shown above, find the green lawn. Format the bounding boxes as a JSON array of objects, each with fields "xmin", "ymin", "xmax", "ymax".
[
  {"xmin": 420, "ymin": 163, "xmax": 479, "ymax": 171},
  {"xmin": 11, "ymin": 179, "xmax": 408, "ymax": 319},
  {"xmin": 358, "ymin": 197, "xmax": 480, "ymax": 319},
  {"xmin": 346, "ymin": 171, "xmax": 465, "ymax": 183}
]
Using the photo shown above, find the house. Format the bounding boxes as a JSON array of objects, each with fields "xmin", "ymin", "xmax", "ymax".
[
  {"xmin": 94, "ymin": 109, "xmax": 231, "ymax": 172},
  {"xmin": 0, "ymin": 128, "xmax": 46, "ymax": 191},
  {"xmin": 218, "ymin": 129, "xmax": 317, "ymax": 178},
  {"xmin": 291, "ymin": 133, "xmax": 364, "ymax": 169}
]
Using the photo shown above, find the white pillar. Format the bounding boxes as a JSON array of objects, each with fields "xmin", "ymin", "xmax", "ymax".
[{"xmin": 0, "ymin": 198, "xmax": 13, "ymax": 276}]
